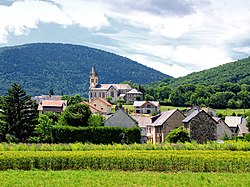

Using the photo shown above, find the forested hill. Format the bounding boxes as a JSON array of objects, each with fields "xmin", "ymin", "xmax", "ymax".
[
  {"xmin": 168, "ymin": 56, "xmax": 250, "ymax": 87},
  {"xmin": 0, "ymin": 43, "xmax": 169, "ymax": 96}
]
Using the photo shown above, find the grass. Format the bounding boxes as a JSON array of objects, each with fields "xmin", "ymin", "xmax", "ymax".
[
  {"xmin": 0, "ymin": 170, "xmax": 249, "ymax": 187},
  {"xmin": 216, "ymin": 108, "xmax": 250, "ymax": 117},
  {"xmin": 115, "ymin": 104, "xmax": 250, "ymax": 116},
  {"xmin": 115, "ymin": 104, "xmax": 189, "ymax": 113}
]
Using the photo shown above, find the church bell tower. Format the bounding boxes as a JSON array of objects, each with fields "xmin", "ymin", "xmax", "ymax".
[{"xmin": 89, "ymin": 64, "xmax": 98, "ymax": 88}]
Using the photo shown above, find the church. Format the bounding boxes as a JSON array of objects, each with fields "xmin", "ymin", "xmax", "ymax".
[{"xmin": 88, "ymin": 65, "xmax": 142, "ymax": 103}]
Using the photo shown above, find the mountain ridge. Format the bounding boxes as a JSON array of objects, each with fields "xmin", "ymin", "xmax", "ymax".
[
  {"xmin": 0, "ymin": 43, "xmax": 170, "ymax": 96},
  {"xmin": 167, "ymin": 56, "xmax": 250, "ymax": 87}
]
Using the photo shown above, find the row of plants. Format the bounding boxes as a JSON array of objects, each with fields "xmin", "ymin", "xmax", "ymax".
[
  {"xmin": 0, "ymin": 150, "xmax": 249, "ymax": 172},
  {"xmin": 1, "ymin": 140, "xmax": 250, "ymax": 151}
]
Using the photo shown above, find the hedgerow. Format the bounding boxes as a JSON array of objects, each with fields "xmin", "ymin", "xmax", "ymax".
[
  {"xmin": 52, "ymin": 126, "xmax": 141, "ymax": 144},
  {"xmin": 0, "ymin": 150, "xmax": 249, "ymax": 172}
]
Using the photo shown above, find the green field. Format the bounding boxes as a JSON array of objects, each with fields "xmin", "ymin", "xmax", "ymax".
[
  {"xmin": 0, "ymin": 170, "xmax": 249, "ymax": 187},
  {"xmin": 120, "ymin": 104, "xmax": 250, "ymax": 116}
]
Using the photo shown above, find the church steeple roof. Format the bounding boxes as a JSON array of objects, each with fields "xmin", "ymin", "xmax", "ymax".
[{"xmin": 90, "ymin": 64, "xmax": 98, "ymax": 76}]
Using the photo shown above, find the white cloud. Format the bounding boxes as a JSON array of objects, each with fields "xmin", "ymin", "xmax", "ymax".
[
  {"xmin": 53, "ymin": 0, "xmax": 110, "ymax": 29},
  {"xmin": 1, "ymin": 0, "xmax": 250, "ymax": 78},
  {"xmin": 233, "ymin": 47, "xmax": 250, "ymax": 54},
  {"xmin": 0, "ymin": 0, "xmax": 110, "ymax": 44},
  {"xmin": 0, "ymin": 0, "xmax": 71, "ymax": 43},
  {"xmin": 130, "ymin": 54, "xmax": 193, "ymax": 78}
]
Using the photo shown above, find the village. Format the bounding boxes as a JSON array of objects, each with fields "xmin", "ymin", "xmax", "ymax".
[{"xmin": 35, "ymin": 64, "xmax": 249, "ymax": 144}]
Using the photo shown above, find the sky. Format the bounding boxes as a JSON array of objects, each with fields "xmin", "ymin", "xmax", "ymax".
[{"xmin": 0, "ymin": 0, "xmax": 250, "ymax": 78}]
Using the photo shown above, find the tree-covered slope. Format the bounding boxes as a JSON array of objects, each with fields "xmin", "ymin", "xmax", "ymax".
[
  {"xmin": 0, "ymin": 43, "xmax": 169, "ymax": 96},
  {"xmin": 169, "ymin": 57, "xmax": 250, "ymax": 87}
]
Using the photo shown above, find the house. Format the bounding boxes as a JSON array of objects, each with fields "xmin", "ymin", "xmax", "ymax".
[
  {"xmin": 183, "ymin": 106, "xmax": 216, "ymax": 117},
  {"xmin": 103, "ymin": 109, "xmax": 149, "ymax": 143},
  {"xmin": 126, "ymin": 89, "xmax": 143, "ymax": 104},
  {"xmin": 38, "ymin": 100, "xmax": 67, "ymax": 114},
  {"xmin": 225, "ymin": 116, "xmax": 247, "ymax": 135},
  {"xmin": 103, "ymin": 109, "xmax": 138, "ymax": 128},
  {"xmin": 33, "ymin": 95, "xmax": 62, "ymax": 104},
  {"xmin": 133, "ymin": 101, "xmax": 160, "ymax": 114},
  {"xmin": 89, "ymin": 65, "xmax": 141, "ymax": 103},
  {"xmin": 237, "ymin": 124, "xmax": 250, "ymax": 137},
  {"xmin": 212, "ymin": 117, "xmax": 232, "ymax": 139},
  {"xmin": 146, "ymin": 109, "xmax": 185, "ymax": 144},
  {"xmin": 89, "ymin": 97, "xmax": 112, "ymax": 114},
  {"xmin": 81, "ymin": 101, "xmax": 104, "ymax": 114},
  {"xmin": 131, "ymin": 115, "xmax": 152, "ymax": 143},
  {"xmin": 183, "ymin": 110, "xmax": 217, "ymax": 143}
]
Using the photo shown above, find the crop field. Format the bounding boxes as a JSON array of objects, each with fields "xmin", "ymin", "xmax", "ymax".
[
  {"xmin": 0, "ymin": 170, "xmax": 250, "ymax": 187},
  {"xmin": 0, "ymin": 150, "xmax": 250, "ymax": 172},
  {"xmin": 0, "ymin": 144, "xmax": 250, "ymax": 186},
  {"xmin": 1, "ymin": 140, "xmax": 250, "ymax": 151}
]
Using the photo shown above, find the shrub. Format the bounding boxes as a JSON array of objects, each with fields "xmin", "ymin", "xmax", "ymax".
[
  {"xmin": 59, "ymin": 103, "xmax": 91, "ymax": 127},
  {"xmin": 166, "ymin": 126, "xmax": 191, "ymax": 143},
  {"xmin": 87, "ymin": 114, "xmax": 105, "ymax": 127},
  {"xmin": 244, "ymin": 134, "xmax": 250, "ymax": 142}
]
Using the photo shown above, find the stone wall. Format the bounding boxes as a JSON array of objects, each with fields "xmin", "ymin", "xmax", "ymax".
[
  {"xmin": 188, "ymin": 111, "xmax": 217, "ymax": 143},
  {"xmin": 163, "ymin": 110, "xmax": 186, "ymax": 139}
]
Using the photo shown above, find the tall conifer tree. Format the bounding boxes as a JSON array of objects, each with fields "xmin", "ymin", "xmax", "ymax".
[{"xmin": 0, "ymin": 83, "xmax": 38, "ymax": 142}]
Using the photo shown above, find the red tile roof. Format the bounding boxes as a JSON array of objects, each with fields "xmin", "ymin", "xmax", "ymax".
[
  {"xmin": 90, "ymin": 97, "xmax": 112, "ymax": 106},
  {"xmin": 81, "ymin": 101, "xmax": 103, "ymax": 113},
  {"xmin": 41, "ymin": 100, "xmax": 67, "ymax": 107}
]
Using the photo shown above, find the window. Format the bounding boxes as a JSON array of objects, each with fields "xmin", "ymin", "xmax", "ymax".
[{"xmin": 111, "ymin": 91, "xmax": 114, "ymax": 97}]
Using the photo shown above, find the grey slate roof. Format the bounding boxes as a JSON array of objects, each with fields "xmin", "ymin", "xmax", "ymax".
[
  {"xmin": 212, "ymin": 117, "xmax": 221, "ymax": 123},
  {"xmin": 150, "ymin": 109, "xmax": 178, "ymax": 126},
  {"xmin": 103, "ymin": 109, "xmax": 138, "ymax": 128},
  {"xmin": 91, "ymin": 84, "xmax": 132, "ymax": 91},
  {"xmin": 182, "ymin": 110, "xmax": 200, "ymax": 123},
  {"xmin": 238, "ymin": 124, "xmax": 249, "ymax": 135},
  {"xmin": 131, "ymin": 115, "xmax": 152, "ymax": 128},
  {"xmin": 225, "ymin": 116, "xmax": 247, "ymax": 128},
  {"xmin": 127, "ymin": 89, "xmax": 142, "ymax": 94}
]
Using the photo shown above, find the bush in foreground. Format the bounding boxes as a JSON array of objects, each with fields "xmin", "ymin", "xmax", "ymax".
[{"xmin": 166, "ymin": 126, "xmax": 191, "ymax": 143}]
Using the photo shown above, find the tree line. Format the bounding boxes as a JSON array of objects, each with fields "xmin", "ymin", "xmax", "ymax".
[{"xmin": 124, "ymin": 81, "xmax": 250, "ymax": 109}]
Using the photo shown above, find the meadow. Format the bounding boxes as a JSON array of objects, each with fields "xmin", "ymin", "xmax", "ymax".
[
  {"xmin": 0, "ymin": 170, "xmax": 250, "ymax": 187},
  {"xmin": 121, "ymin": 104, "xmax": 250, "ymax": 117}
]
